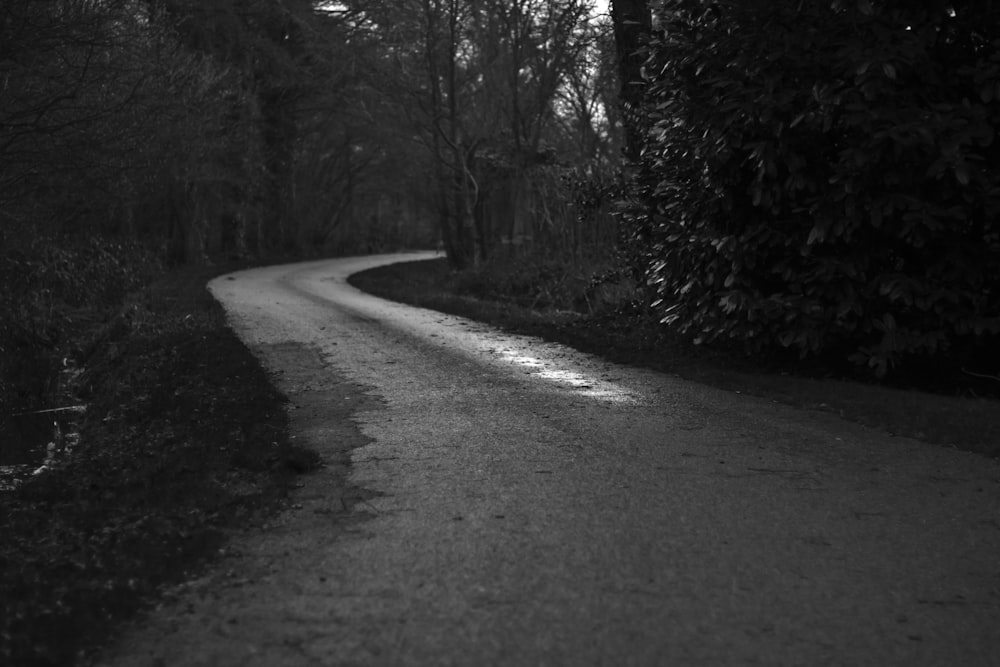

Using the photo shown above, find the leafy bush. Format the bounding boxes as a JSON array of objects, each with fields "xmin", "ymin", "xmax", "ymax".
[
  {"xmin": 0, "ymin": 234, "xmax": 161, "ymax": 412},
  {"xmin": 627, "ymin": 0, "xmax": 1000, "ymax": 376},
  {"xmin": 451, "ymin": 161, "xmax": 638, "ymax": 314}
]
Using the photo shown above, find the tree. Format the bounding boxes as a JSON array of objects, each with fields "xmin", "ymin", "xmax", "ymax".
[
  {"xmin": 147, "ymin": 0, "xmax": 323, "ymax": 259},
  {"xmin": 626, "ymin": 0, "xmax": 1000, "ymax": 376},
  {"xmin": 0, "ymin": 0, "xmax": 322, "ymax": 262},
  {"xmin": 1, "ymin": 0, "xmax": 159, "ymax": 237},
  {"xmin": 609, "ymin": 0, "xmax": 651, "ymax": 162},
  {"xmin": 336, "ymin": 0, "xmax": 615, "ymax": 267}
]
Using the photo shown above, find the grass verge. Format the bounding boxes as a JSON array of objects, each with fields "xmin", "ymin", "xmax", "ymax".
[
  {"xmin": 349, "ymin": 257, "xmax": 1000, "ymax": 459},
  {"xmin": 0, "ymin": 263, "xmax": 314, "ymax": 667}
]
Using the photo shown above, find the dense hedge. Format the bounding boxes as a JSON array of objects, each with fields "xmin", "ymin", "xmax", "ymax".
[{"xmin": 624, "ymin": 0, "xmax": 1000, "ymax": 376}]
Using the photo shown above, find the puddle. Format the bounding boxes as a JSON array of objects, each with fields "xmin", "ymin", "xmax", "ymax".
[
  {"xmin": 489, "ymin": 348, "xmax": 640, "ymax": 404},
  {"xmin": 0, "ymin": 406, "xmax": 85, "ymax": 491}
]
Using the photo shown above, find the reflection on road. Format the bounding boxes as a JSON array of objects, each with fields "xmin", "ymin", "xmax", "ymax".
[{"xmin": 490, "ymin": 348, "xmax": 639, "ymax": 404}]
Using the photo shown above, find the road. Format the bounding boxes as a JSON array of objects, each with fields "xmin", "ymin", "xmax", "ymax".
[{"xmin": 100, "ymin": 253, "xmax": 1000, "ymax": 667}]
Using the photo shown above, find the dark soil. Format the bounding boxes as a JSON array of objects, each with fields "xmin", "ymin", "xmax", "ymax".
[
  {"xmin": 0, "ymin": 263, "xmax": 313, "ymax": 667},
  {"xmin": 349, "ymin": 258, "xmax": 1000, "ymax": 460}
]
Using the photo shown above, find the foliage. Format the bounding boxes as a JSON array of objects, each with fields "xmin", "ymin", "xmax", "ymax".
[
  {"xmin": 0, "ymin": 266, "xmax": 306, "ymax": 667},
  {"xmin": 0, "ymin": 0, "xmax": 620, "ymax": 265},
  {"xmin": 448, "ymin": 160, "xmax": 632, "ymax": 313},
  {"xmin": 0, "ymin": 234, "xmax": 161, "ymax": 415},
  {"xmin": 625, "ymin": 0, "xmax": 1000, "ymax": 376},
  {"xmin": 1, "ymin": 0, "xmax": 150, "ymax": 233},
  {"xmin": 335, "ymin": 0, "xmax": 616, "ymax": 267},
  {"xmin": 0, "ymin": 0, "xmax": 387, "ymax": 262}
]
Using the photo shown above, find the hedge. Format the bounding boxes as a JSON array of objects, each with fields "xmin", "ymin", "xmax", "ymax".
[{"xmin": 624, "ymin": 0, "xmax": 1000, "ymax": 376}]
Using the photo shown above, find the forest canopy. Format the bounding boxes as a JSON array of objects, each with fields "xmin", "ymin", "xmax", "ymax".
[{"xmin": 2, "ymin": 0, "xmax": 998, "ymax": 390}]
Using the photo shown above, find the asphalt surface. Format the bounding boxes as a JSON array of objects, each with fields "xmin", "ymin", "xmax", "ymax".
[{"xmin": 100, "ymin": 253, "xmax": 1000, "ymax": 667}]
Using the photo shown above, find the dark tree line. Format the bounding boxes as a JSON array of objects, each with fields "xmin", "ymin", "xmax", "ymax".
[
  {"xmin": 0, "ymin": 1, "xmax": 369, "ymax": 412},
  {"xmin": 330, "ymin": 0, "xmax": 623, "ymax": 269},
  {"xmin": 1, "ymin": 0, "xmax": 635, "ymax": 276},
  {"xmin": 1, "ymin": 0, "xmax": 624, "ymax": 412},
  {"xmin": 613, "ymin": 0, "xmax": 1000, "ymax": 379},
  {"xmin": 3, "ymin": 0, "xmax": 997, "ymax": 404},
  {"xmin": 0, "ymin": 0, "xmax": 445, "ymax": 266}
]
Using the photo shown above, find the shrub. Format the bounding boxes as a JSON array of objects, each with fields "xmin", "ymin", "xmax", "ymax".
[
  {"xmin": 0, "ymin": 234, "xmax": 161, "ymax": 412},
  {"xmin": 627, "ymin": 0, "xmax": 1000, "ymax": 376}
]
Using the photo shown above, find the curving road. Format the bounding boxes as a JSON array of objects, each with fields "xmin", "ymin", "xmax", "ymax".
[{"xmin": 101, "ymin": 253, "xmax": 1000, "ymax": 667}]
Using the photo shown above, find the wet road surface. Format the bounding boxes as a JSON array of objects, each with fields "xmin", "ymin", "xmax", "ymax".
[{"xmin": 99, "ymin": 253, "xmax": 1000, "ymax": 666}]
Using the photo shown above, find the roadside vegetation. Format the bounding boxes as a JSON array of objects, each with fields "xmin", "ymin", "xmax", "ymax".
[
  {"xmin": 0, "ymin": 260, "xmax": 312, "ymax": 667},
  {"xmin": 624, "ymin": 1, "xmax": 1000, "ymax": 381},
  {"xmin": 351, "ymin": 258, "xmax": 1000, "ymax": 459}
]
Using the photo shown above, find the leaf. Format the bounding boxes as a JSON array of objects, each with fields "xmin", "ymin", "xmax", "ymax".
[
  {"xmin": 807, "ymin": 225, "xmax": 825, "ymax": 245},
  {"xmin": 954, "ymin": 164, "xmax": 971, "ymax": 186}
]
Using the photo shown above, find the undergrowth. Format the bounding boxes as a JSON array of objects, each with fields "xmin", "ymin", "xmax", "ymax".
[{"xmin": 0, "ymin": 264, "xmax": 313, "ymax": 667}]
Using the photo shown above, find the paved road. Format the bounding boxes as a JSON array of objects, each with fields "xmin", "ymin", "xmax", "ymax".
[{"xmin": 101, "ymin": 253, "xmax": 1000, "ymax": 667}]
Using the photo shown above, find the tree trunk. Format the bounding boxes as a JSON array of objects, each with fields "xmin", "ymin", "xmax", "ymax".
[
  {"xmin": 260, "ymin": 86, "xmax": 297, "ymax": 253},
  {"xmin": 610, "ymin": 0, "xmax": 652, "ymax": 162}
]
